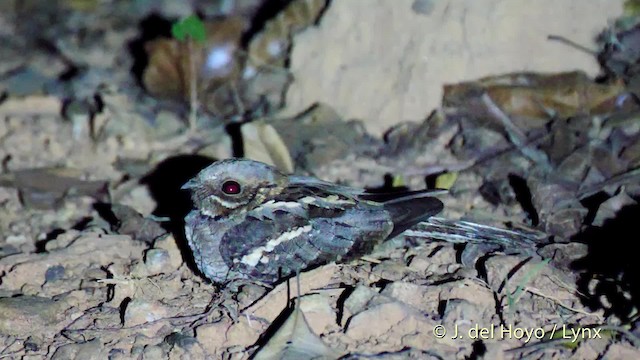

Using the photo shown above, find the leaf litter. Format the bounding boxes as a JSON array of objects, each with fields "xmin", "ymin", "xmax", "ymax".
[{"xmin": 1, "ymin": 0, "xmax": 640, "ymax": 359}]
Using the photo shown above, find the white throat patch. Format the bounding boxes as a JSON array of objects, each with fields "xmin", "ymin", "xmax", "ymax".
[{"xmin": 209, "ymin": 195, "xmax": 238, "ymax": 209}]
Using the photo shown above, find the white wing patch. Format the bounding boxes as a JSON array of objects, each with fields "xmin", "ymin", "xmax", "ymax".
[
  {"xmin": 300, "ymin": 195, "xmax": 355, "ymax": 206},
  {"xmin": 251, "ymin": 200, "xmax": 306, "ymax": 219},
  {"xmin": 240, "ymin": 225, "xmax": 313, "ymax": 267}
]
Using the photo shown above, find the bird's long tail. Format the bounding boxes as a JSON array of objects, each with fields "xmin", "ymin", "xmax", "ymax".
[{"xmin": 403, "ymin": 217, "xmax": 548, "ymax": 264}]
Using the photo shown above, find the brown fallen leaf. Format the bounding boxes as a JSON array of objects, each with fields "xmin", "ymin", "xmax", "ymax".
[
  {"xmin": 527, "ymin": 170, "xmax": 587, "ymax": 239},
  {"xmin": 252, "ymin": 299, "xmax": 343, "ymax": 360},
  {"xmin": 443, "ymin": 71, "xmax": 628, "ymax": 121},
  {"xmin": 270, "ymin": 103, "xmax": 379, "ymax": 172},
  {"xmin": 241, "ymin": 120, "xmax": 294, "ymax": 173},
  {"xmin": 243, "ymin": 264, "xmax": 338, "ymax": 323}
]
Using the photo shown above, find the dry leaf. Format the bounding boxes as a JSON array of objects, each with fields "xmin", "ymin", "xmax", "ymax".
[
  {"xmin": 270, "ymin": 103, "xmax": 378, "ymax": 171},
  {"xmin": 241, "ymin": 120, "xmax": 294, "ymax": 173},
  {"xmin": 243, "ymin": 264, "xmax": 338, "ymax": 323},
  {"xmin": 528, "ymin": 171, "xmax": 588, "ymax": 239},
  {"xmin": 252, "ymin": 302, "xmax": 342, "ymax": 360},
  {"xmin": 444, "ymin": 71, "xmax": 627, "ymax": 121}
]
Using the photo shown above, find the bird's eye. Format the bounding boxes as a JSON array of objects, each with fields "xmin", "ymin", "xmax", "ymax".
[{"xmin": 222, "ymin": 180, "xmax": 241, "ymax": 195}]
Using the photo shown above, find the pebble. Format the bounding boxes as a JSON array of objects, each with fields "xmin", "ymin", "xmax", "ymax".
[
  {"xmin": 144, "ymin": 248, "xmax": 171, "ymax": 275},
  {"xmin": 123, "ymin": 299, "xmax": 169, "ymax": 327}
]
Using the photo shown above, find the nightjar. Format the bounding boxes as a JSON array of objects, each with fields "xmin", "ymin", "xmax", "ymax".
[{"xmin": 182, "ymin": 158, "xmax": 445, "ymax": 285}]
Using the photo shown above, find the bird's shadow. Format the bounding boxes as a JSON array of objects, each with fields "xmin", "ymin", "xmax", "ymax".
[
  {"xmin": 140, "ymin": 154, "xmax": 215, "ymax": 276},
  {"xmin": 572, "ymin": 202, "xmax": 640, "ymax": 322}
]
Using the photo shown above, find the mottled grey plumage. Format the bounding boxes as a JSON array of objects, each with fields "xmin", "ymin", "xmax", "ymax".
[{"xmin": 182, "ymin": 158, "xmax": 444, "ymax": 284}]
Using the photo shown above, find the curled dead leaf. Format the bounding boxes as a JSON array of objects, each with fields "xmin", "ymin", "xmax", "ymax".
[
  {"xmin": 252, "ymin": 301, "xmax": 343, "ymax": 360},
  {"xmin": 241, "ymin": 120, "xmax": 294, "ymax": 173},
  {"xmin": 444, "ymin": 71, "xmax": 628, "ymax": 121},
  {"xmin": 528, "ymin": 172, "xmax": 587, "ymax": 239}
]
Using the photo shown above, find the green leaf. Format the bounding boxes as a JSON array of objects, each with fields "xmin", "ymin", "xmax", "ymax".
[
  {"xmin": 507, "ymin": 258, "xmax": 551, "ymax": 310},
  {"xmin": 435, "ymin": 172, "xmax": 457, "ymax": 190},
  {"xmin": 171, "ymin": 15, "xmax": 206, "ymax": 43}
]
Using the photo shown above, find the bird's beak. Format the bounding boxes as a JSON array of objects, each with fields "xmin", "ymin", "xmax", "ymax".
[{"xmin": 181, "ymin": 179, "xmax": 198, "ymax": 190}]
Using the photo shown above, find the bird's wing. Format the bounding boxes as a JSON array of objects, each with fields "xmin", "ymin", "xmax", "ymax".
[
  {"xmin": 366, "ymin": 190, "xmax": 445, "ymax": 238},
  {"xmin": 288, "ymin": 175, "xmax": 368, "ymax": 196},
  {"xmin": 219, "ymin": 185, "xmax": 394, "ymax": 283},
  {"xmin": 287, "ymin": 178, "xmax": 446, "ymax": 238}
]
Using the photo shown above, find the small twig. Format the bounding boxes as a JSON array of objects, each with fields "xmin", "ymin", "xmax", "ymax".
[
  {"xmin": 545, "ymin": 274, "xmax": 591, "ymax": 301},
  {"xmin": 188, "ymin": 39, "xmax": 199, "ymax": 133},
  {"xmin": 506, "ymin": 324, "xmax": 640, "ymax": 356},
  {"xmin": 229, "ymin": 80, "xmax": 245, "ymax": 116},
  {"xmin": 577, "ymin": 166, "xmax": 640, "ymax": 199},
  {"xmin": 599, "ymin": 325, "xmax": 640, "ymax": 348},
  {"xmin": 358, "ymin": 256, "xmax": 382, "ymax": 264},
  {"xmin": 400, "ymin": 161, "xmax": 475, "ymax": 177},
  {"xmin": 0, "ymin": 351, "xmax": 46, "ymax": 359},
  {"xmin": 504, "ymin": 336, "xmax": 573, "ymax": 355},
  {"xmin": 397, "ymin": 120, "xmax": 553, "ymax": 179},
  {"xmin": 482, "ymin": 93, "xmax": 527, "ymax": 141},
  {"xmin": 481, "ymin": 93, "xmax": 552, "ymax": 170},
  {"xmin": 524, "ymin": 287, "xmax": 604, "ymax": 320},
  {"xmin": 62, "ymin": 295, "xmax": 221, "ymax": 335},
  {"xmin": 547, "ymin": 35, "xmax": 598, "ymax": 56},
  {"xmin": 507, "ymin": 259, "xmax": 551, "ymax": 308},
  {"xmin": 0, "ymin": 339, "xmax": 18, "ymax": 357}
]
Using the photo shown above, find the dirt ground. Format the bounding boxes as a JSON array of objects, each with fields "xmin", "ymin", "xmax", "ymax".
[{"xmin": 1, "ymin": 1, "xmax": 640, "ymax": 359}]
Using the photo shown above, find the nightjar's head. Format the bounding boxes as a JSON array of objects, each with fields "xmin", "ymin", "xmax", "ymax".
[{"xmin": 182, "ymin": 159, "xmax": 288, "ymax": 217}]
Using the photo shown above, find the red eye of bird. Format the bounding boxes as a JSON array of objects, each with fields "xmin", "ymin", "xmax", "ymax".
[{"xmin": 222, "ymin": 180, "xmax": 241, "ymax": 195}]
